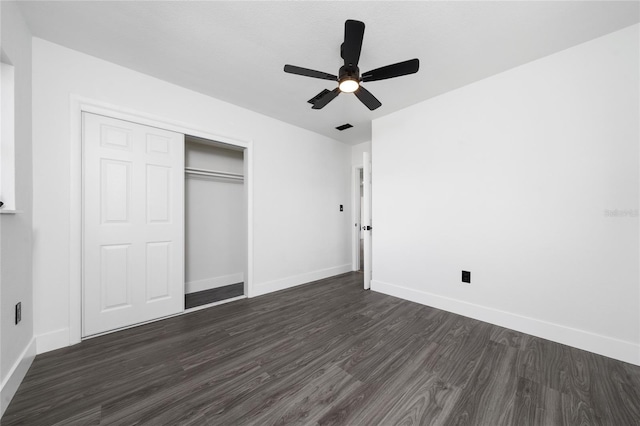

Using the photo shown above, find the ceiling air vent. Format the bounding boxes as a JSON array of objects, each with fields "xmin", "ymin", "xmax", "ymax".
[
  {"xmin": 308, "ymin": 89, "xmax": 331, "ymax": 105},
  {"xmin": 335, "ymin": 123, "xmax": 353, "ymax": 131}
]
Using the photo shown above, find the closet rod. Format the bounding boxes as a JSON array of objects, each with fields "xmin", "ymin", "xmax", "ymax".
[{"xmin": 185, "ymin": 167, "xmax": 244, "ymax": 180}]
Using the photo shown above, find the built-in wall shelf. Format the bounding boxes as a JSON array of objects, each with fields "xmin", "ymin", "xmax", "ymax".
[{"xmin": 185, "ymin": 167, "xmax": 244, "ymax": 181}]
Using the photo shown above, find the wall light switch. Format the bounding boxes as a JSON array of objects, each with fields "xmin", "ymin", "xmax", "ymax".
[
  {"xmin": 340, "ymin": 205, "xmax": 343, "ymax": 211},
  {"xmin": 462, "ymin": 271, "xmax": 471, "ymax": 283}
]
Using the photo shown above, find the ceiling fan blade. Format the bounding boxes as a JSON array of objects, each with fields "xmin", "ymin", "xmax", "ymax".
[
  {"xmin": 341, "ymin": 20, "xmax": 365, "ymax": 67},
  {"xmin": 354, "ymin": 86, "xmax": 381, "ymax": 111},
  {"xmin": 361, "ymin": 59, "xmax": 420, "ymax": 82},
  {"xmin": 284, "ymin": 65, "xmax": 337, "ymax": 81},
  {"xmin": 312, "ymin": 88, "xmax": 341, "ymax": 109}
]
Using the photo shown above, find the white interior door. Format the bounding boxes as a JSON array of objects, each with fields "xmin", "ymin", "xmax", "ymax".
[
  {"xmin": 363, "ymin": 152, "xmax": 372, "ymax": 289},
  {"xmin": 353, "ymin": 167, "xmax": 362, "ymax": 271},
  {"xmin": 82, "ymin": 112, "xmax": 184, "ymax": 337}
]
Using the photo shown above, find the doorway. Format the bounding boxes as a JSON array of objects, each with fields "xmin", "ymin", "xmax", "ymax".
[
  {"xmin": 359, "ymin": 168, "xmax": 364, "ymax": 272},
  {"xmin": 353, "ymin": 151, "xmax": 372, "ymax": 290},
  {"xmin": 184, "ymin": 136, "xmax": 247, "ymax": 310},
  {"xmin": 362, "ymin": 152, "xmax": 372, "ymax": 289},
  {"xmin": 353, "ymin": 166, "xmax": 363, "ymax": 272}
]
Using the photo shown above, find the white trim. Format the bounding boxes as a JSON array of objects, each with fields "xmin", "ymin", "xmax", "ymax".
[
  {"xmin": 362, "ymin": 152, "xmax": 372, "ymax": 290},
  {"xmin": 1, "ymin": 338, "xmax": 36, "ymax": 418},
  {"xmin": 36, "ymin": 328, "xmax": 69, "ymax": 354},
  {"xmin": 351, "ymin": 166, "xmax": 363, "ymax": 271},
  {"xmin": 69, "ymin": 95, "xmax": 254, "ymax": 347},
  {"xmin": 244, "ymin": 142, "xmax": 254, "ymax": 298},
  {"xmin": 252, "ymin": 264, "xmax": 351, "ymax": 297},
  {"xmin": 186, "ymin": 273, "xmax": 244, "ymax": 294},
  {"xmin": 69, "ymin": 98, "xmax": 82, "ymax": 346},
  {"xmin": 0, "ymin": 61, "xmax": 16, "ymax": 211},
  {"xmin": 372, "ymin": 279, "xmax": 640, "ymax": 366}
]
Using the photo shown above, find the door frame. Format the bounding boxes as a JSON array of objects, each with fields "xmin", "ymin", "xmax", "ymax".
[
  {"xmin": 351, "ymin": 165, "xmax": 363, "ymax": 271},
  {"xmin": 69, "ymin": 95, "xmax": 254, "ymax": 345},
  {"xmin": 362, "ymin": 152, "xmax": 372, "ymax": 289}
]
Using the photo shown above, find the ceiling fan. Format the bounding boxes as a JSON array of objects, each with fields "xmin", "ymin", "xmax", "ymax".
[{"xmin": 284, "ymin": 19, "xmax": 419, "ymax": 111}]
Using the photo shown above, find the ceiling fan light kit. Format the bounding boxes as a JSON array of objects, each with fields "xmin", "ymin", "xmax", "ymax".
[
  {"xmin": 284, "ymin": 19, "xmax": 419, "ymax": 111},
  {"xmin": 338, "ymin": 76, "xmax": 359, "ymax": 93}
]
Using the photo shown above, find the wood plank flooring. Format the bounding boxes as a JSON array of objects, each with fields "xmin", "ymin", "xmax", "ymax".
[
  {"xmin": 3, "ymin": 272, "xmax": 639, "ymax": 425},
  {"xmin": 185, "ymin": 282, "xmax": 244, "ymax": 309}
]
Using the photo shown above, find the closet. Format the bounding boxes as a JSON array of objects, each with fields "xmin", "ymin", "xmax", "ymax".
[
  {"xmin": 184, "ymin": 136, "xmax": 246, "ymax": 309},
  {"xmin": 81, "ymin": 112, "xmax": 247, "ymax": 337}
]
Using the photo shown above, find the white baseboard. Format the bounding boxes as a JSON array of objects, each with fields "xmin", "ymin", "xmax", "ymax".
[
  {"xmin": 36, "ymin": 328, "xmax": 70, "ymax": 354},
  {"xmin": 186, "ymin": 273, "xmax": 244, "ymax": 294},
  {"xmin": 372, "ymin": 279, "xmax": 640, "ymax": 366},
  {"xmin": 1, "ymin": 337, "xmax": 36, "ymax": 418},
  {"xmin": 253, "ymin": 264, "xmax": 352, "ymax": 297}
]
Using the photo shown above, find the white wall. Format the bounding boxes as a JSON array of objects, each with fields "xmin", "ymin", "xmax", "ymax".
[
  {"xmin": 0, "ymin": 1, "xmax": 35, "ymax": 416},
  {"xmin": 351, "ymin": 141, "xmax": 371, "ymax": 167},
  {"xmin": 185, "ymin": 141, "xmax": 245, "ymax": 293},
  {"xmin": 372, "ymin": 24, "xmax": 640, "ymax": 365},
  {"xmin": 32, "ymin": 38, "xmax": 351, "ymax": 352}
]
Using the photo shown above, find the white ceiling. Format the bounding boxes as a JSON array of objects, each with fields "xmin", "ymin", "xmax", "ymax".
[{"xmin": 16, "ymin": 1, "xmax": 640, "ymax": 145}]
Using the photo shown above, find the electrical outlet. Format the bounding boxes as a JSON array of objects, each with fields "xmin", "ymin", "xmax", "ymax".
[
  {"xmin": 462, "ymin": 271, "xmax": 471, "ymax": 283},
  {"xmin": 15, "ymin": 302, "xmax": 21, "ymax": 324}
]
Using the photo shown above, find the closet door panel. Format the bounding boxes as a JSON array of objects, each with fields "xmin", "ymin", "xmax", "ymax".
[
  {"xmin": 101, "ymin": 159, "xmax": 132, "ymax": 224},
  {"xmin": 100, "ymin": 123, "xmax": 132, "ymax": 151},
  {"xmin": 146, "ymin": 241, "xmax": 171, "ymax": 302},
  {"xmin": 83, "ymin": 112, "xmax": 184, "ymax": 337},
  {"xmin": 146, "ymin": 133, "xmax": 172, "ymax": 155},
  {"xmin": 146, "ymin": 164, "xmax": 171, "ymax": 223},
  {"xmin": 100, "ymin": 244, "xmax": 132, "ymax": 311}
]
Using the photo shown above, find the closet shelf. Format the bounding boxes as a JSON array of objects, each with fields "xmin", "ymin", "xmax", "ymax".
[{"xmin": 185, "ymin": 167, "xmax": 244, "ymax": 181}]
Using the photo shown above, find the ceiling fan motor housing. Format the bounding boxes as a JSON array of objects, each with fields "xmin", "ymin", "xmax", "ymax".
[{"xmin": 339, "ymin": 65, "xmax": 360, "ymax": 85}]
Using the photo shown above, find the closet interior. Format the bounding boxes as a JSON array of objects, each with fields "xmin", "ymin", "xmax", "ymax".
[{"xmin": 184, "ymin": 136, "xmax": 246, "ymax": 309}]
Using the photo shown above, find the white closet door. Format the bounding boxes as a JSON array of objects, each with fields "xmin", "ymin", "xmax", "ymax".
[{"xmin": 82, "ymin": 112, "xmax": 184, "ymax": 337}]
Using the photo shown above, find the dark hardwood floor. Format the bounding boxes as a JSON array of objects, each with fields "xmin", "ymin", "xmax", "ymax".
[
  {"xmin": 185, "ymin": 282, "xmax": 244, "ymax": 309},
  {"xmin": 4, "ymin": 272, "xmax": 640, "ymax": 425}
]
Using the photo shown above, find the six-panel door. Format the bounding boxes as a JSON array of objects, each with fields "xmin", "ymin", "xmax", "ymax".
[{"xmin": 82, "ymin": 112, "xmax": 185, "ymax": 337}]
